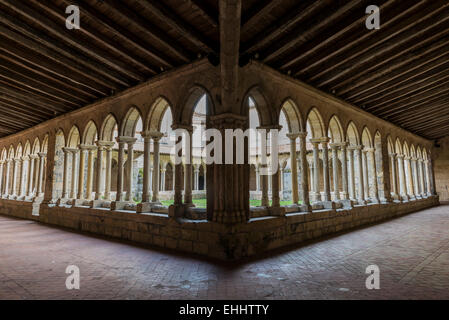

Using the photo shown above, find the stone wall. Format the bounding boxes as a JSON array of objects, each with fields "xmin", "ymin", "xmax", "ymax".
[{"xmin": 434, "ymin": 137, "xmax": 449, "ymax": 201}]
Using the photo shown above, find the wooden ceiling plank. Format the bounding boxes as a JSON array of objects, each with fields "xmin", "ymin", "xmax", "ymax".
[
  {"xmin": 1, "ymin": 0, "xmax": 145, "ymax": 82},
  {"xmin": 189, "ymin": 0, "xmax": 219, "ymax": 28},
  {"xmin": 241, "ymin": 0, "xmax": 279, "ymax": 32},
  {"xmin": 0, "ymin": 96, "xmax": 55, "ymax": 119},
  {"xmin": 137, "ymin": 0, "xmax": 217, "ymax": 53},
  {"xmin": 0, "ymin": 102, "xmax": 47, "ymax": 123}
]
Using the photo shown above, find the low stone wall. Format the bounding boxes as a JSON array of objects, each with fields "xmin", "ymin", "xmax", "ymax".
[{"xmin": 0, "ymin": 196, "xmax": 439, "ymax": 260}]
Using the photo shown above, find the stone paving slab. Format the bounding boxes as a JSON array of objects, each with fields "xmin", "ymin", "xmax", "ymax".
[{"xmin": 1, "ymin": 204, "xmax": 449, "ymax": 299}]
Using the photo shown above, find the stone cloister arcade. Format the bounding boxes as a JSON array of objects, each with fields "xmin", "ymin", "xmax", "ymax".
[{"xmin": 0, "ymin": 61, "xmax": 439, "ymax": 260}]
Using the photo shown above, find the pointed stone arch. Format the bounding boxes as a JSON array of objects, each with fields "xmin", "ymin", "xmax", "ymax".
[
  {"xmin": 67, "ymin": 126, "xmax": 81, "ymax": 148},
  {"xmin": 346, "ymin": 121, "xmax": 360, "ymax": 146},
  {"xmin": 121, "ymin": 106, "xmax": 143, "ymax": 137},
  {"xmin": 281, "ymin": 99, "xmax": 303, "ymax": 133},
  {"xmin": 361, "ymin": 127, "xmax": 373, "ymax": 148},
  {"xmin": 328, "ymin": 115, "xmax": 344, "ymax": 143},
  {"xmin": 306, "ymin": 107, "xmax": 325, "ymax": 139},
  {"xmin": 100, "ymin": 113, "xmax": 119, "ymax": 141},
  {"xmin": 146, "ymin": 97, "xmax": 173, "ymax": 132},
  {"xmin": 32, "ymin": 137, "xmax": 40, "ymax": 155},
  {"xmin": 82, "ymin": 120, "xmax": 98, "ymax": 145}
]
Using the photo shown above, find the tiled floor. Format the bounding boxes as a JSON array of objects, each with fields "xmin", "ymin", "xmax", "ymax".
[{"xmin": 1, "ymin": 204, "xmax": 449, "ymax": 299}]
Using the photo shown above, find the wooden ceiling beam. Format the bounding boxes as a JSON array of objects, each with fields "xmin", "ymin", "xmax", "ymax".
[
  {"xmin": 262, "ymin": 0, "xmax": 362, "ymax": 63},
  {"xmin": 241, "ymin": 0, "xmax": 328, "ymax": 55},
  {"xmin": 137, "ymin": 1, "xmax": 217, "ymax": 53},
  {"xmin": 0, "ymin": 102, "xmax": 47, "ymax": 123},
  {"xmin": 241, "ymin": 0, "xmax": 279, "ymax": 32},
  {"xmin": 189, "ymin": 0, "xmax": 219, "ymax": 28},
  {"xmin": 0, "ymin": 96, "xmax": 54, "ymax": 119},
  {"xmin": 313, "ymin": 8, "xmax": 449, "ymax": 87},
  {"xmin": 1, "ymin": 0, "xmax": 145, "ymax": 82}
]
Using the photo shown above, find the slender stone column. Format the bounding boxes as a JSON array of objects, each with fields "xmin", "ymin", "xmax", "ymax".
[
  {"xmin": 86, "ymin": 147, "xmax": 96, "ymax": 201},
  {"xmin": 125, "ymin": 139, "xmax": 136, "ymax": 202},
  {"xmin": 261, "ymin": 164, "xmax": 269, "ymax": 207},
  {"xmin": 397, "ymin": 154, "xmax": 408, "ymax": 200},
  {"xmin": 193, "ymin": 166, "xmax": 199, "ymax": 191},
  {"xmin": 405, "ymin": 156, "xmax": 415, "ymax": 199},
  {"xmin": 347, "ymin": 147, "xmax": 356, "ymax": 200},
  {"xmin": 330, "ymin": 143, "xmax": 340, "ymax": 201},
  {"xmin": 321, "ymin": 138, "xmax": 331, "ymax": 202},
  {"xmin": 286, "ymin": 133, "xmax": 299, "ymax": 204},
  {"xmin": 184, "ymin": 129, "xmax": 193, "ymax": 205},
  {"xmin": 389, "ymin": 153, "xmax": 398, "ymax": 199},
  {"xmin": 5, "ymin": 160, "xmax": 11, "ymax": 196},
  {"xmin": 27, "ymin": 155, "xmax": 36, "ymax": 197},
  {"xmin": 255, "ymin": 166, "xmax": 260, "ymax": 191},
  {"xmin": 424, "ymin": 159, "xmax": 432, "ymax": 196},
  {"xmin": 37, "ymin": 152, "xmax": 46, "ymax": 196},
  {"xmin": 418, "ymin": 159, "xmax": 425, "ymax": 197},
  {"xmin": 70, "ymin": 150, "xmax": 78, "ymax": 199},
  {"xmin": 411, "ymin": 158, "xmax": 420, "ymax": 197},
  {"xmin": 77, "ymin": 146, "xmax": 87, "ymax": 200},
  {"xmin": 428, "ymin": 158, "xmax": 436, "ymax": 195},
  {"xmin": 160, "ymin": 168, "xmax": 166, "ymax": 191},
  {"xmin": 12, "ymin": 158, "xmax": 19, "ymax": 197},
  {"xmin": 340, "ymin": 142, "xmax": 349, "ymax": 200},
  {"xmin": 280, "ymin": 167, "xmax": 284, "ymax": 192},
  {"xmin": 33, "ymin": 156, "xmax": 39, "ymax": 196},
  {"xmin": 203, "ymin": 167, "xmax": 207, "ymax": 190},
  {"xmin": 0, "ymin": 160, "xmax": 4, "ymax": 196},
  {"xmin": 141, "ymin": 133, "xmax": 152, "ymax": 202},
  {"xmin": 367, "ymin": 148, "xmax": 379, "ymax": 202},
  {"xmin": 104, "ymin": 146, "xmax": 112, "ymax": 200},
  {"xmin": 310, "ymin": 139, "xmax": 321, "ymax": 203},
  {"xmin": 94, "ymin": 142, "xmax": 104, "ymax": 200},
  {"xmin": 115, "ymin": 138, "xmax": 125, "ymax": 202},
  {"xmin": 61, "ymin": 148, "xmax": 70, "ymax": 199},
  {"xmin": 271, "ymin": 163, "xmax": 280, "ymax": 208},
  {"xmin": 152, "ymin": 135, "xmax": 163, "ymax": 202},
  {"xmin": 355, "ymin": 146, "xmax": 366, "ymax": 204},
  {"xmin": 298, "ymin": 132, "xmax": 310, "ymax": 210},
  {"xmin": 20, "ymin": 157, "xmax": 28, "ymax": 198},
  {"xmin": 362, "ymin": 150, "xmax": 369, "ymax": 200},
  {"xmin": 17, "ymin": 158, "xmax": 25, "ymax": 198}
]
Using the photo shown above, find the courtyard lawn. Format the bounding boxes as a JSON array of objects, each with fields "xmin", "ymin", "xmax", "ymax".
[{"xmin": 160, "ymin": 199, "xmax": 297, "ymax": 208}]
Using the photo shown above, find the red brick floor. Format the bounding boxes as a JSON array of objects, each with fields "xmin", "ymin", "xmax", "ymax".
[{"xmin": 1, "ymin": 204, "xmax": 449, "ymax": 300}]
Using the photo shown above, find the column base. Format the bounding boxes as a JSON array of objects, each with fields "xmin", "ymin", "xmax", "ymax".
[
  {"xmin": 72, "ymin": 199, "xmax": 89, "ymax": 207},
  {"xmin": 57, "ymin": 198, "xmax": 71, "ymax": 206},
  {"xmin": 111, "ymin": 201, "xmax": 132, "ymax": 211},
  {"xmin": 168, "ymin": 204, "xmax": 187, "ymax": 219},
  {"xmin": 90, "ymin": 199, "xmax": 107, "ymax": 208},
  {"xmin": 401, "ymin": 194, "xmax": 410, "ymax": 202},
  {"xmin": 340, "ymin": 199, "xmax": 355, "ymax": 208},
  {"xmin": 268, "ymin": 206, "xmax": 286, "ymax": 216},
  {"xmin": 321, "ymin": 200, "xmax": 340, "ymax": 209},
  {"xmin": 136, "ymin": 201, "xmax": 162, "ymax": 213},
  {"xmin": 299, "ymin": 204, "xmax": 312, "ymax": 213},
  {"xmin": 357, "ymin": 199, "xmax": 367, "ymax": 205}
]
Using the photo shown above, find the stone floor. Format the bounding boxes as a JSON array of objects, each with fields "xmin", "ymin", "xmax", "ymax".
[{"xmin": 0, "ymin": 204, "xmax": 448, "ymax": 300}]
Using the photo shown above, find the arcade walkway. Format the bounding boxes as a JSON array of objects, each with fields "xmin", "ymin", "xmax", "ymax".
[{"xmin": 1, "ymin": 205, "xmax": 448, "ymax": 300}]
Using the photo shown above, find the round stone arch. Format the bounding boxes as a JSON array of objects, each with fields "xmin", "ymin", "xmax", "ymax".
[
  {"xmin": 280, "ymin": 98, "xmax": 304, "ymax": 133},
  {"xmin": 328, "ymin": 115, "xmax": 345, "ymax": 143},
  {"xmin": 82, "ymin": 120, "xmax": 99, "ymax": 145},
  {"xmin": 99, "ymin": 113, "xmax": 119, "ymax": 142},
  {"xmin": 120, "ymin": 105, "xmax": 144, "ymax": 137},
  {"xmin": 67, "ymin": 126, "xmax": 81, "ymax": 148},
  {"xmin": 145, "ymin": 96, "xmax": 174, "ymax": 132},
  {"xmin": 176, "ymin": 85, "xmax": 215, "ymax": 126},
  {"xmin": 242, "ymin": 86, "xmax": 275, "ymax": 127},
  {"xmin": 306, "ymin": 107, "xmax": 326, "ymax": 139}
]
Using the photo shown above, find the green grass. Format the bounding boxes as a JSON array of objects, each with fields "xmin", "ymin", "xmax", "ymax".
[{"xmin": 159, "ymin": 199, "xmax": 298, "ymax": 208}]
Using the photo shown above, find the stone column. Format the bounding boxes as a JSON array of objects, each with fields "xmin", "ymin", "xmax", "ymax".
[
  {"xmin": 27, "ymin": 155, "xmax": 36, "ymax": 197},
  {"xmin": 193, "ymin": 166, "xmax": 199, "ymax": 191},
  {"xmin": 310, "ymin": 139, "xmax": 321, "ymax": 203},
  {"xmin": 340, "ymin": 143, "xmax": 349, "ymax": 200},
  {"xmin": 298, "ymin": 132, "xmax": 311, "ymax": 210},
  {"xmin": 152, "ymin": 134, "xmax": 163, "ymax": 202},
  {"xmin": 0, "ymin": 160, "xmax": 3, "ymax": 196},
  {"xmin": 94, "ymin": 142, "xmax": 104, "ymax": 200},
  {"xmin": 61, "ymin": 148, "xmax": 70, "ymax": 199},
  {"xmin": 141, "ymin": 133, "xmax": 152, "ymax": 203},
  {"xmin": 160, "ymin": 168, "xmax": 166, "ymax": 191},
  {"xmin": 347, "ymin": 147, "xmax": 356, "ymax": 200},
  {"xmin": 33, "ymin": 156, "xmax": 39, "ymax": 196},
  {"xmin": 255, "ymin": 166, "xmax": 260, "ymax": 191},
  {"xmin": 330, "ymin": 143, "xmax": 340, "ymax": 201},
  {"xmin": 411, "ymin": 157, "xmax": 420, "ymax": 198},
  {"xmin": 77, "ymin": 146, "xmax": 87, "ymax": 200},
  {"xmin": 85, "ymin": 147, "xmax": 96, "ymax": 201},
  {"xmin": 70, "ymin": 150, "xmax": 78, "ymax": 199},
  {"xmin": 405, "ymin": 156, "xmax": 415, "ymax": 199},
  {"xmin": 114, "ymin": 138, "xmax": 126, "ymax": 204},
  {"xmin": 321, "ymin": 138, "xmax": 331, "ymax": 202},
  {"xmin": 424, "ymin": 159, "xmax": 432, "ymax": 196},
  {"xmin": 362, "ymin": 150, "xmax": 369, "ymax": 201},
  {"xmin": 261, "ymin": 164, "xmax": 269, "ymax": 207},
  {"xmin": 418, "ymin": 159, "xmax": 425, "ymax": 197},
  {"xmin": 367, "ymin": 148, "xmax": 379, "ymax": 202},
  {"xmin": 125, "ymin": 139, "xmax": 136, "ymax": 202},
  {"xmin": 17, "ymin": 158, "xmax": 24, "ymax": 198},
  {"xmin": 5, "ymin": 159, "xmax": 11, "ymax": 196},
  {"xmin": 271, "ymin": 164, "xmax": 280, "ymax": 208},
  {"xmin": 355, "ymin": 146, "xmax": 366, "ymax": 205},
  {"xmin": 428, "ymin": 158, "xmax": 436, "ymax": 195},
  {"xmin": 389, "ymin": 153, "xmax": 398, "ymax": 199},
  {"xmin": 280, "ymin": 167, "xmax": 284, "ymax": 192},
  {"xmin": 397, "ymin": 154, "xmax": 408, "ymax": 201},
  {"xmin": 184, "ymin": 129, "xmax": 193, "ymax": 205},
  {"xmin": 286, "ymin": 133, "xmax": 299, "ymax": 204},
  {"xmin": 104, "ymin": 146, "xmax": 112, "ymax": 201},
  {"xmin": 37, "ymin": 152, "xmax": 46, "ymax": 196},
  {"xmin": 12, "ymin": 158, "xmax": 18, "ymax": 197}
]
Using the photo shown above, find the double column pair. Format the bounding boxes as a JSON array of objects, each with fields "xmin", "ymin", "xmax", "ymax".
[
  {"xmin": 112, "ymin": 137, "xmax": 137, "ymax": 209},
  {"xmin": 286, "ymin": 132, "xmax": 310, "ymax": 211}
]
